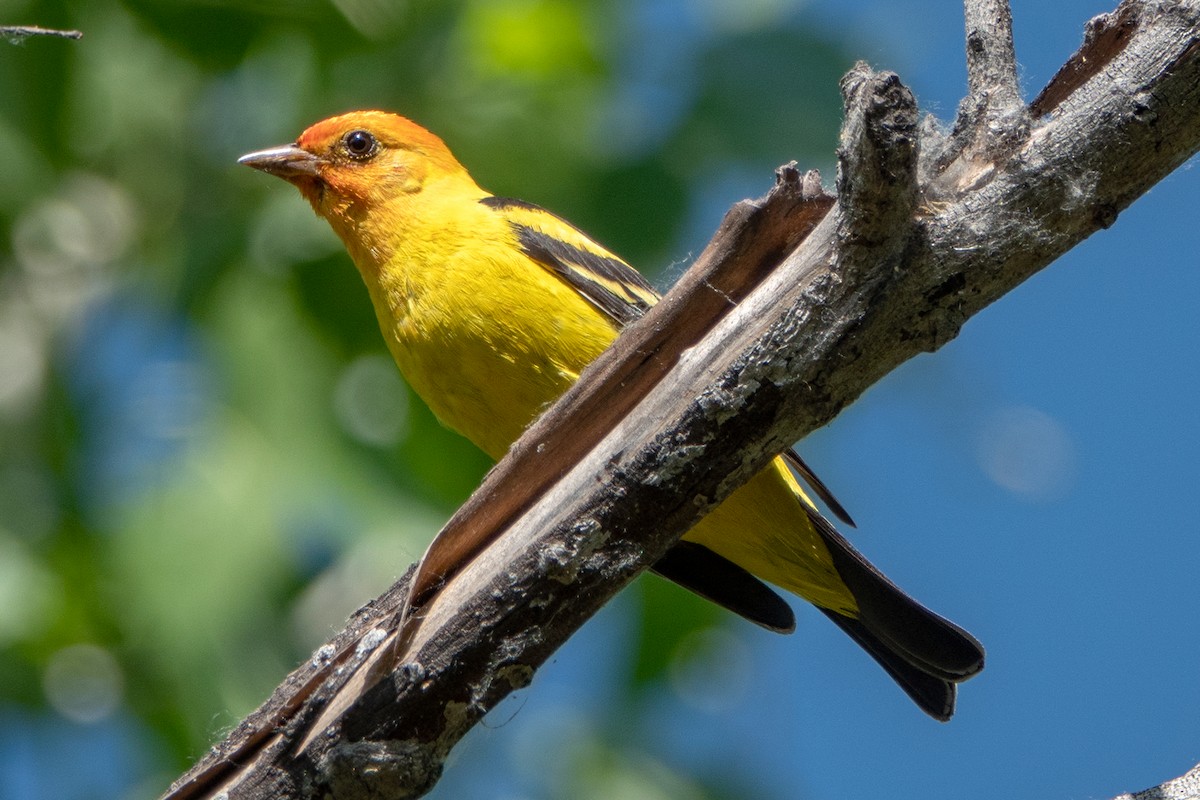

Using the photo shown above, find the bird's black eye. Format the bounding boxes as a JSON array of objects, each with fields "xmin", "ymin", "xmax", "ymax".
[{"xmin": 343, "ymin": 129, "xmax": 378, "ymax": 160}]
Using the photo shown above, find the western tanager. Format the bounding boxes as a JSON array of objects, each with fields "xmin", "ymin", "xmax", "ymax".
[{"xmin": 240, "ymin": 111, "xmax": 983, "ymax": 719}]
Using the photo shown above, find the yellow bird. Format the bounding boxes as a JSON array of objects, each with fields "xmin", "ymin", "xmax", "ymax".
[{"xmin": 240, "ymin": 111, "xmax": 983, "ymax": 719}]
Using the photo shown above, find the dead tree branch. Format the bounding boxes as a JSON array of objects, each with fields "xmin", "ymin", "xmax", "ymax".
[
  {"xmin": 0, "ymin": 24, "xmax": 82, "ymax": 40},
  {"xmin": 164, "ymin": 1, "xmax": 1200, "ymax": 798},
  {"xmin": 1115, "ymin": 762, "xmax": 1200, "ymax": 800}
]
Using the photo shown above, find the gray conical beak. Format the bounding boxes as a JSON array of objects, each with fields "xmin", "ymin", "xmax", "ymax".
[{"xmin": 238, "ymin": 144, "xmax": 322, "ymax": 179}]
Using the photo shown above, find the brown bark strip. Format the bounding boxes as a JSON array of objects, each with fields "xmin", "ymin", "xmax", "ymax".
[{"xmin": 1031, "ymin": 1, "xmax": 1141, "ymax": 117}]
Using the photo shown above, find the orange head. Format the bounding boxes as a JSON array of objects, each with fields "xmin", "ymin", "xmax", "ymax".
[{"xmin": 239, "ymin": 111, "xmax": 482, "ymax": 264}]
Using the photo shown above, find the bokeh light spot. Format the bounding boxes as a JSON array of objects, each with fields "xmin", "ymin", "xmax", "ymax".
[
  {"xmin": 0, "ymin": 303, "xmax": 45, "ymax": 416},
  {"xmin": 976, "ymin": 405, "xmax": 1077, "ymax": 502},
  {"xmin": 334, "ymin": 354, "xmax": 409, "ymax": 447},
  {"xmin": 43, "ymin": 644, "xmax": 124, "ymax": 725},
  {"xmin": 0, "ymin": 533, "xmax": 60, "ymax": 644},
  {"xmin": 461, "ymin": 0, "xmax": 597, "ymax": 79}
]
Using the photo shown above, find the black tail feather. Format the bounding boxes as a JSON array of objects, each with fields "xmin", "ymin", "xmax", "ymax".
[
  {"xmin": 821, "ymin": 609, "xmax": 957, "ymax": 721},
  {"xmin": 804, "ymin": 506, "xmax": 985, "ymax": 683},
  {"xmin": 653, "ymin": 542, "xmax": 796, "ymax": 634},
  {"xmin": 783, "ymin": 449, "xmax": 857, "ymax": 528},
  {"xmin": 652, "ymin": 512, "xmax": 984, "ymax": 720}
]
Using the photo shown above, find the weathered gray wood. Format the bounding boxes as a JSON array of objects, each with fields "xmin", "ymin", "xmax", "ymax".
[
  {"xmin": 0, "ymin": 24, "xmax": 82, "ymax": 40},
  {"xmin": 1114, "ymin": 762, "xmax": 1200, "ymax": 800},
  {"xmin": 162, "ymin": 1, "xmax": 1200, "ymax": 798}
]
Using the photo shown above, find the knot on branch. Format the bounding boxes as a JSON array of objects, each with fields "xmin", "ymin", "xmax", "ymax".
[
  {"xmin": 836, "ymin": 63, "xmax": 919, "ymax": 247},
  {"xmin": 316, "ymin": 739, "xmax": 442, "ymax": 800},
  {"xmin": 775, "ymin": 161, "xmax": 829, "ymax": 204},
  {"xmin": 927, "ymin": 0, "xmax": 1031, "ymax": 189}
]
